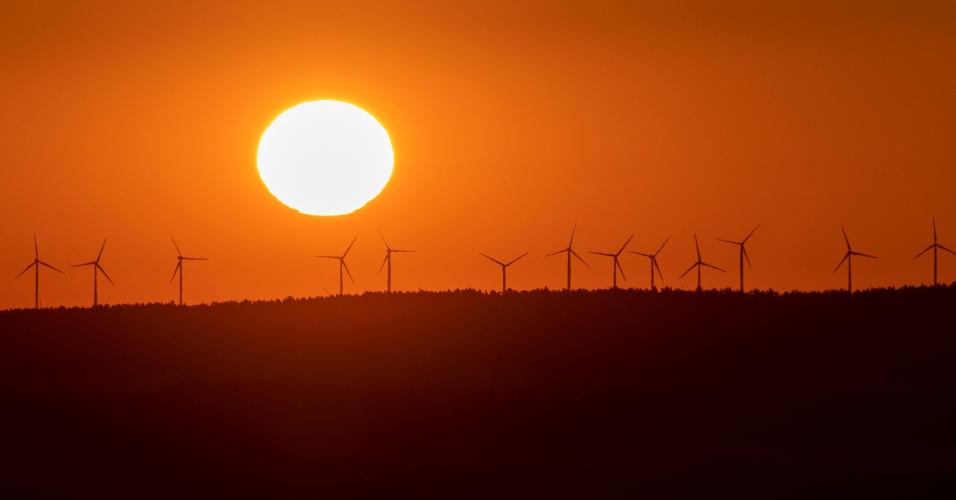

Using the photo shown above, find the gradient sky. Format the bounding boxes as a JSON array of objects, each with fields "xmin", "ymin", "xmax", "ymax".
[{"xmin": 2, "ymin": 1, "xmax": 955, "ymax": 308}]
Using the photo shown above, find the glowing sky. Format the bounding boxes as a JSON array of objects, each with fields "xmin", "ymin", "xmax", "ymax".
[{"xmin": 1, "ymin": 1, "xmax": 955, "ymax": 308}]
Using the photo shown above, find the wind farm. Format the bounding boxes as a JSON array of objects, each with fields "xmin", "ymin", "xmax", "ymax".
[
  {"xmin": 8, "ymin": 221, "xmax": 956, "ymax": 306},
  {"xmin": 3, "ymin": 1, "xmax": 956, "ymax": 496}
]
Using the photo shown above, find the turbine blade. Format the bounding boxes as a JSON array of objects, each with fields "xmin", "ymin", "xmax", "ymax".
[
  {"xmin": 939, "ymin": 244, "xmax": 956, "ymax": 255},
  {"xmin": 378, "ymin": 253, "xmax": 388, "ymax": 274},
  {"xmin": 181, "ymin": 257, "xmax": 208, "ymax": 261},
  {"xmin": 914, "ymin": 245, "xmax": 934, "ymax": 259},
  {"xmin": 480, "ymin": 253, "xmax": 505, "ymax": 266},
  {"xmin": 39, "ymin": 261, "xmax": 64, "ymax": 273},
  {"xmin": 545, "ymin": 249, "xmax": 566, "ymax": 257},
  {"xmin": 568, "ymin": 223, "xmax": 577, "ymax": 247},
  {"xmin": 378, "ymin": 230, "xmax": 390, "ymax": 250},
  {"xmin": 590, "ymin": 251, "xmax": 614, "ymax": 257},
  {"xmin": 743, "ymin": 247, "xmax": 752, "ymax": 269},
  {"xmin": 316, "ymin": 255, "xmax": 338, "ymax": 259},
  {"xmin": 655, "ymin": 236, "xmax": 671, "ymax": 256},
  {"xmin": 170, "ymin": 261, "xmax": 182, "ymax": 283},
  {"xmin": 97, "ymin": 264, "xmax": 114, "ymax": 284},
  {"xmin": 33, "ymin": 233, "xmax": 38, "ymax": 259},
  {"xmin": 654, "ymin": 259, "xmax": 664, "ymax": 279},
  {"xmin": 571, "ymin": 249, "xmax": 589, "ymax": 267},
  {"xmin": 15, "ymin": 262, "xmax": 36, "ymax": 279},
  {"xmin": 615, "ymin": 259, "xmax": 627, "ymax": 282},
  {"xmin": 170, "ymin": 235, "xmax": 182, "ymax": 256},
  {"xmin": 833, "ymin": 252, "xmax": 850, "ymax": 273},
  {"xmin": 97, "ymin": 238, "xmax": 107, "ymax": 262},
  {"xmin": 342, "ymin": 236, "xmax": 358, "ymax": 258},
  {"xmin": 717, "ymin": 239, "xmax": 738, "ymax": 245},
  {"xmin": 702, "ymin": 262, "xmax": 726, "ymax": 272},
  {"xmin": 506, "ymin": 252, "xmax": 529, "ymax": 266},
  {"xmin": 342, "ymin": 261, "xmax": 354, "ymax": 282},
  {"xmin": 853, "ymin": 251, "xmax": 878, "ymax": 259},
  {"xmin": 841, "ymin": 226, "xmax": 851, "ymax": 250},
  {"xmin": 742, "ymin": 225, "xmax": 760, "ymax": 243},
  {"xmin": 630, "ymin": 251, "xmax": 652, "ymax": 258},
  {"xmin": 694, "ymin": 234, "xmax": 701, "ymax": 260},
  {"xmin": 679, "ymin": 262, "xmax": 698, "ymax": 279},
  {"xmin": 73, "ymin": 261, "xmax": 97, "ymax": 268},
  {"xmin": 616, "ymin": 235, "xmax": 634, "ymax": 255},
  {"xmin": 391, "ymin": 249, "xmax": 415, "ymax": 253}
]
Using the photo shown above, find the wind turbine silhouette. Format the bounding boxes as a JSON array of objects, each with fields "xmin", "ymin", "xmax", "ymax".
[
  {"xmin": 169, "ymin": 236, "xmax": 208, "ymax": 306},
  {"xmin": 680, "ymin": 234, "xmax": 725, "ymax": 291},
  {"xmin": 630, "ymin": 236, "xmax": 669, "ymax": 291},
  {"xmin": 834, "ymin": 226, "xmax": 877, "ymax": 293},
  {"xmin": 718, "ymin": 225, "xmax": 759, "ymax": 293},
  {"xmin": 15, "ymin": 234, "xmax": 63, "ymax": 310},
  {"xmin": 914, "ymin": 217, "xmax": 954, "ymax": 287},
  {"xmin": 590, "ymin": 235, "xmax": 633, "ymax": 290},
  {"xmin": 378, "ymin": 231, "xmax": 414, "ymax": 293},
  {"xmin": 480, "ymin": 252, "xmax": 528, "ymax": 293},
  {"xmin": 73, "ymin": 239, "xmax": 113, "ymax": 307},
  {"xmin": 317, "ymin": 236, "xmax": 357, "ymax": 296},
  {"xmin": 546, "ymin": 224, "xmax": 588, "ymax": 291}
]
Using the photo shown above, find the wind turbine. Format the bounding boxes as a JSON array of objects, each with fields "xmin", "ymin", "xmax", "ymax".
[
  {"xmin": 169, "ymin": 236, "xmax": 208, "ymax": 306},
  {"xmin": 833, "ymin": 226, "xmax": 877, "ymax": 293},
  {"xmin": 546, "ymin": 224, "xmax": 588, "ymax": 291},
  {"xmin": 378, "ymin": 231, "xmax": 414, "ymax": 292},
  {"xmin": 914, "ymin": 217, "xmax": 955, "ymax": 286},
  {"xmin": 718, "ymin": 225, "xmax": 760, "ymax": 293},
  {"xmin": 630, "ymin": 236, "xmax": 669, "ymax": 291},
  {"xmin": 15, "ymin": 234, "xmax": 63, "ymax": 310},
  {"xmin": 73, "ymin": 239, "xmax": 113, "ymax": 307},
  {"xmin": 317, "ymin": 236, "xmax": 357, "ymax": 296},
  {"xmin": 590, "ymin": 235, "xmax": 633, "ymax": 289},
  {"xmin": 680, "ymin": 234, "xmax": 725, "ymax": 291},
  {"xmin": 480, "ymin": 252, "xmax": 528, "ymax": 293}
]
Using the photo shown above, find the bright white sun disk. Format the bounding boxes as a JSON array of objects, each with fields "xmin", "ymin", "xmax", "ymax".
[{"xmin": 257, "ymin": 100, "xmax": 394, "ymax": 216}]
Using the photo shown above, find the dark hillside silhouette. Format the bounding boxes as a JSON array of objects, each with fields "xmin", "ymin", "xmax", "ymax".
[{"xmin": 2, "ymin": 287, "xmax": 956, "ymax": 497}]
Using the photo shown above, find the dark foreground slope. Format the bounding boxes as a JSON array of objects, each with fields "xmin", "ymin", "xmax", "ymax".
[{"xmin": 2, "ymin": 288, "xmax": 956, "ymax": 498}]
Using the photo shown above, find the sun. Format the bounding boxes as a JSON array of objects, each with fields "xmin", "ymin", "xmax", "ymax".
[{"xmin": 257, "ymin": 100, "xmax": 394, "ymax": 216}]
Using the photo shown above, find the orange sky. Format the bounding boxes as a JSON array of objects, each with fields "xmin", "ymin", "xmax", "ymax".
[{"xmin": 2, "ymin": 1, "xmax": 955, "ymax": 308}]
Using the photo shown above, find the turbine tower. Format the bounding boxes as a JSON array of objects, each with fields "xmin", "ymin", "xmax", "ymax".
[
  {"xmin": 630, "ymin": 236, "xmax": 670, "ymax": 291},
  {"xmin": 378, "ymin": 231, "xmax": 414, "ymax": 293},
  {"xmin": 590, "ymin": 236, "xmax": 633, "ymax": 289},
  {"xmin": 680, "ymin": 234, "xmax": 725, "ymax": 292},
  {"xmin": 169, "ymin": 236, "xmax": 208, "ymax": 306},
  {"xmin": 546, "ymin": 224, "xmax": 588, "ymax": 291},
  {"xmin": 73, "ymin": 239, "xmax": 113, "ymax": 307},
  {"xmin": 15, "ymin": 234, "xmax": 63, "ymax": 310},
  {"xmin": 718, "ymin": 225, "xmax": 759, "ymax": 293},
  {"xmin": 833, "ymin": 226, "xmax": 877, "ymax": 293},
  {"xmin": 914, "ymin": 217, "xmax": 955, "ymax": 286},
  {"xmin": 317, "ymin": 236, "xmax": 357, "ymax": 296},
  {"xmin": 480, "ymin": 252, "xmax": 528, "ymax": 293}
]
